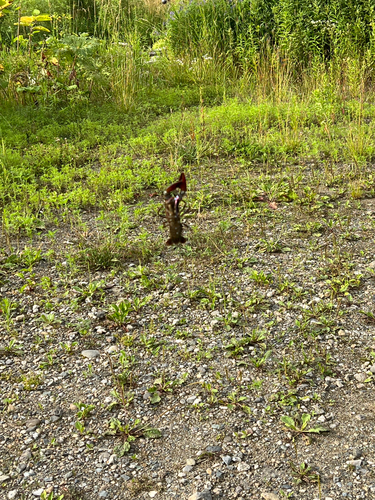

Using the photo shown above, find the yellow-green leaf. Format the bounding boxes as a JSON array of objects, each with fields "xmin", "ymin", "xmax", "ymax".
[
  {"xmin": 17, "ymin": 16, "xmax": 34, "ymax": 25},
  {"xmin": 0, "ymin": 0, "xmax": 13, "ymax": 10},
  {"xmin": 150, "ymin": 393, "xmax": 161, "ymax": 404},
  {"xmin": 35, "ymin": 14, "xmax": 51, "ymax": 22},
  {"xmin": 306, "ymin": 425, "xmax": 330, "ymax": 433},
  {"xmin": 33, "ymin": 25, "xmax": 50, "ymax": 32}
]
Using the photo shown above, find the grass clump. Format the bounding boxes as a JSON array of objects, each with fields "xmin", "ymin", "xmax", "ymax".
[{"xmin": 78, "ymin": 240, "xmax": 125, "ymax": 271}]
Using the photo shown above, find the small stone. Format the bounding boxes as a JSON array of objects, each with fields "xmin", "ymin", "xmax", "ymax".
[
  {"xmin": 347, "ymin": 459, "xmax": 362, "ymax": 467},
  {"xmin": 15, "ymin": 315, "xmax": 25, "ymax": 322},
  {"xmin": 121, "ymin": 475, "xmax": 131, "ymax": 481},
  {"xmin": 351, "ymin": 448, "xmax": 362, "ymax": 459},
  {"xmin": 186, "ymin": 459, "xmax": 196, "ymax": 466},
  {"xmin": 98, "ymin": 491, "xmax": 108, "ymax": 498},
  {"xmin": 222, "ymin": 455, "xmax": 232, "ymax": 466},
  {"xmin": 8, "ymin": 491, "xmax": 18, "ymax": 500},
  {"xmin": 370, "ymin": 365, "xmax": 375, "ymax": 374},
  {"xmin": 355, "ymin": 414, "xmax": 367, "ymax": 421},
  {"xmin": 20, "ymin": 449, "xmax": 32, "ymax": 462},
  {"xmin": 17, "ymin": 464, "xmax": 26, "ymax": 473},
  {"xmin": 149, "ymin": 492, "xmax": 157, "ymax": 498},
  {"xmin": 143, "ymin": 391, "xmax": 152, "ymax": 400},
  {"xmin": 183, "ymin": 465, "xmax": 193, "ymax": 473},
  {"xmin": 354, "ymin": 373, "xmax": 367, "ymax": 382},
  {"xmin": 98, "ymin": 451, "xmax": 111, "ymax": 463},
  {"xmin": 206, "ymin": 446, "xmax": 222, "ymax": 453},
  {"xmin": 52, "ymin": 406, "xmax": 64, "ymax": 417},
  {"xmin": 261, "ymin": 493, "xmax": 279, "ymax": 500},
  {"xmin": 188, "ymin": 490, "xmax": 212, "ymax": 500},
  {"xmin": 32, "ymin": 489, "xmax": 44, "ymax": 497},
  {"xmin": 81, "ymin": 350, "xmax": 100, "ymax": 359},
  {"xmin": 63, "ymin": 471, "xmax": 73, "ymax": 479},
  {"xmin": 26, "ymin": 418, "xmax": 41, "ymax": 430},
  {"xmin": 237, "ymin": 462, "xmax": 250, "ymax": 472},
  {"xmin": 314, "ymin": 407, "xmax": 325, "ymax": 415},
  {"xmin": 0, "ymin": 475, "xmax": 10, "ymax": 482}
]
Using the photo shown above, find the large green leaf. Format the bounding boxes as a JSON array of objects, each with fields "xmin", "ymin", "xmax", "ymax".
[
  {"xmin": 16, "ymin": 13, "xmax": 51, "ymax": 26},
  {"xmin": 281, "ymin": 415, "xmax": 296, "ymax": 429}
]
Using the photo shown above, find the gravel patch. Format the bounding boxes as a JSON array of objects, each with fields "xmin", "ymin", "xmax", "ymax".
[{"xmin": 1, "ymin": 167, "xmax": 375, "ymax": 500}]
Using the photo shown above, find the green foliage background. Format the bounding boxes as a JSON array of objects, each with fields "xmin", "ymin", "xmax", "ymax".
[{"xmin": 1, "ymin": 0, "xmax": 375, "ymax": 107}]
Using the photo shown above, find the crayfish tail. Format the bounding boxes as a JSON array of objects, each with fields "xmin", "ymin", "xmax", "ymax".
[{"xmin": 166, "ymin": 236, "xmax": 187, "ymax": 246}]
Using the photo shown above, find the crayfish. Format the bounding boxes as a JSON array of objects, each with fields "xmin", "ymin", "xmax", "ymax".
[{"xmin": 160, "ymin": 172, "xmax": 187, "ymax": 245}]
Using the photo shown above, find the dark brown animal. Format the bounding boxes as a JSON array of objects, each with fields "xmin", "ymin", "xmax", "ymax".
[{"xmin": 162, "ymin": 173, "xmax": 187, "ymax": 245}]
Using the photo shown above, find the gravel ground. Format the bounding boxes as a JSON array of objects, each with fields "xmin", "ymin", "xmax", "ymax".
[{"xmin": 1, "ymin": 166, "xmax": 375, "ymax": 500}]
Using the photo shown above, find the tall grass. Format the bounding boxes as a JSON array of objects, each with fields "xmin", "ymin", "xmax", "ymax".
[
  {"xmin": 166, "ymin": 0, "xmax": 375, "ymax": 66},
  {"xmin": 106, "ymin": 37, "xmax": 149, "ymax": 110},
  {"xmin": 95, "ymin": 0, "xmax": 166, "ymax": 44}
]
